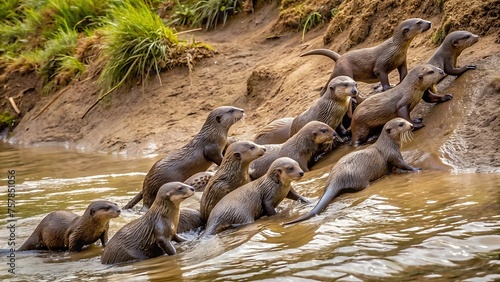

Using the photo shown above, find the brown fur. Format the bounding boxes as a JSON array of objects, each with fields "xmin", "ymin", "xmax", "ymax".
[
  {"xmin": 424, "ymin": 30, "xmax": 479, "ymax": 103},
  {"xmin": 101, "ymin": 182, "xmax": 194, "ymax": 264},
  {"xmin": 301, "ymin": 18, "xmax": 432, "ymax": 94},
  {"xmin": 18, "ymin": 201, "xmax": 120, "ymax": 252},
  {"xmin": 285, "ymin": 118, "xmax": 419, "ymax": 225},
  {"xmin": 350, "ymin": 64, "xmax": 446, "ymax": 146},
  {"xmin": 290, "ymin": 76, "xmax": 358, "ymax": 136},
  {"xmin": 250, "ymin": 121, "xmax": 335, "ymax": 179},
  {"xmin": 253, "ymin": 117, "xmax": 294, "ymax": 145},
  {"xmin": 123, "ymin": 106, "xmax": 244, "ymax": 211},
  {"xmin": 184, "ymin": 171, "xmax": 215, "ymax": 192},
  {"xmin": 200, "ymin": 141, "xmax": 266, "ymax": 221},
  {"xmin": 203, "ymin": 157, "xmax": 304, "ymax": 236},
  {"xmin": 177, "ymin": 208, "xmax": 203, "ymax": 233}
]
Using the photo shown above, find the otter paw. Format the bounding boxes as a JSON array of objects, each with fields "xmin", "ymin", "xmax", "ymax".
[
  {"xmin": 412, "ymin": 118, "xmax": 423, "ymax": 124},
  {"xmin": 413, "ymin": 123, "xmax": 425, "ymax": 130},
  {"xmin": 441, "ymin": 94, "xmax": 453, "ymax": 102},
  {"xmin": 466, "ymin": 65, "xmax": 477, "ymax": 70}
]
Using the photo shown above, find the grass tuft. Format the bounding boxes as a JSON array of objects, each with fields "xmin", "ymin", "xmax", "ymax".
[{"xmin": 192, "ymin": 0, "xmax": 239, "ymax": 30}]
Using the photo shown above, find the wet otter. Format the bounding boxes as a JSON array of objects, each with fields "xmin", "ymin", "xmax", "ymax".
[
  {"xmin": 350, "ymin": 64, "xmax": 446, "ymax": 146},
  {"xmin": 101, "ymin": 182, "xmax": 194, "ymax": 264},
  {"xmin": 123, "ymin": 106, "xmax": 245, "ymax": 211},
  {"xmin": 290, "ymin": 76, "xmax": 358, "ymax": 137},
  {"xmin": 249, "ymin": 121, "xmax": 336, "ymax": 179},
  {"xmin": 184, "ymin": 171, "xmax": 215, "ymax": 192},
  {"xmin": 203, "ymin": 157, "xmax": 304, "ymax": 236},
  {"xmin": 301, "ymin": 18, "xmax": 432, "ymax": 94},
  {"xmin": 200, "ymin": 141, "xmax": 267, "ymax": 221},
  {"xmin": 177, "ymin": 208, "xmax": 204, "ymax": 233},
  {"xmin": 18, "ymin": 201, "xmax": 121, "ymax": 252},
  {"xmin": 253, "ymin": 117, "xmax": 294, "ymax": 145},
  {"xmin": 284, "ymin": 118, "xmax": 420, "ymax": 225},
  {"xmin": 423, "ymin": 30, "xmax": 479, "ymax": 103}
]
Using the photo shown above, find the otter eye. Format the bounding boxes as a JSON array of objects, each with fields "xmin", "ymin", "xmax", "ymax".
[
  {"xmin": 287, "ymin": 167, "xmax": 294, "ymax": 171},
  {"xmin": 250, "ymin": 146, "xmax": 255, "ymax": 150},
  {"xmin": 399, "ymin": 122, "xmax": 404, "ymax": 126},
  {"xmin": 320, "ymin": 129, "xmax": 327, "ymax": 133},
  {"xmin": 344, "ymin": 83, "xmax": 348, "ymax": 87},
  {"xmin": 229, "ymin": 109, "xmax": 234, "ymax": 113},
  {"xmin": 417, "ymin": 21, "xmax": 422, "ymax": 25},
  {"xmin": 428, "ymin": 70, "xmax": 434, "ymax": 74},
  {"xmin": 177, "ymin": 187, "xmax": 184, "ymax": 191},
  {"xmin": 464, "ymin": 35, "xmax": 470, "ymax": 39},
  {"xmin": 403, "ymin": 28, "xmax": 409, "ymax": 33}
]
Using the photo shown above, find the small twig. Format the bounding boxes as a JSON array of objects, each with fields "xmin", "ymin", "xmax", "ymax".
[
  {"xmin": 31, "ymin": 88, "xmax": 69, "ymax": 120},
  {"xmin": 7, "ymin": 97, "xmax": 21, "ymax": 114},
  {"xmin": 174, "ymin": 28, "xmax": 202, "ymax": 35}
]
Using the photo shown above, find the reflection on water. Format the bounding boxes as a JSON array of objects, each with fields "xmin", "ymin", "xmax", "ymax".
[{"xmin": 1, "ymin": 143, "xmax": 499, "ymax": 281}]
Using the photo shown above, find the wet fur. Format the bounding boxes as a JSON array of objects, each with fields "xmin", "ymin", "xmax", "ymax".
[
  {"xmin": 101, "ymin": 182, "xmax": 194, "ymax": 264},
  {"xmin": 253, "ymin": 117, "xmax": 294, "ymax": 145},
  {"xmin": 200, "ymin": 141, "xmax": 266, "ymax": 221},
  {"xmin": 203, "ymin": 158, "xmax": 304, "ymax": 236},
  {"xmin": 284, "ymin": 118, "xmax": 419, "ymax": 225},
  {"xmin": 123, "ymin": 106, "xmax": 244, "ymax": 211},
  {"xmin": 18, "ymin": 201, "xmax": 121, "ymax": 252}
]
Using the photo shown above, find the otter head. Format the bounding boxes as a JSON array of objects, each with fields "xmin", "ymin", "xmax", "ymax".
[
  {"xmin": 383, "ymin": 118, "xmax": 414, "ymax": 144},
  {"xmin": 227, "ymin": 140, "xmax": 267, "ymax": 163},
  {"xmin": 327, "ymin": 76, "xmax": 358, "ymax": 98},
  {"xmin": 445, "ymin": 30, "xmax": 479, "ymax": 53},
  {"xmin": 155, "ymin": 182, "xmax": 195, "ymax": 206},
  {"xmin": 301, "ymin": 121, "xmax": 336, "ymax": 145},
  {"xmin": 88, "ymin": 201, "xmax": 121, "ymax": 220},
  {"xmin": 415, "ymin": 64, "xmax": 446, "ymax": 88},
  {"xmin": 396, "ymin": 18, "xmax": 432, "ymax": 40},
  {"xmin": 208, "ymin": 106, "xmax": 245, "ymax": 129},
  {"xmin": 267, "ymin": 157, "xmax": 304, "ymax": 184}
]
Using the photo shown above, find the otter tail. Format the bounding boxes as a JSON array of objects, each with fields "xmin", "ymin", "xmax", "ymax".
[
  {"xmin": 300, "ymin": 49, "xmax": 341, "ymax": 62},
  {"xmin": 123, "ymin": 191, "xmax": 143, "ymax": 210},
  {"xmin": 283, "ymin": 183, "xmax": 341, "ymax": 225}
]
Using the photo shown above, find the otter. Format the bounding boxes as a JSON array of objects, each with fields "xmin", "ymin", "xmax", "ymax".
[
  {"xmin": 200, "ymin": 141, "xmax": 267, "ymax": 221},
  {"xmin": 290, "ymin": 76, "xmax": 358, "ymax": 137},
  {"xmin": 18, "ymin": 201, "xmax": 121, "ymax": 252},
  {"xmin": 203, "ymin": 157, "xmax": 304, "ymax": 236},
  {"xmin": 184, "ymin": 171, "xmax": 215, "ymax": 192},
  {"xmin": 350, "ymin": 64, "xmax": 446, "ymax": 146},
  {"xmin": 123, "ymin": 106, "xmax": 245, "ymax": 211},
  {"xmin": 423, "ymin": 30, "xmax": 479, "ymax": 103},
  {"xmin": 253, "ymin": 117, "xmax": 294, "ymax": 145},
  {"xmin": 249, "ymin": 121, "xmax": 336, "ymax": 179},
  {"xmin": 284, "ymin": 118, "xmax": 420, "ymax": 225},
  {"xmin": 301, "ymin": 18, "xmax": 432, "ymax": 94},
  {"xmin": 101, "ymin": 182, "xmax": 194, "ymax": 264},
  {"xmin": 177, "ymin": 208, "xmax": 204, "ymax": 234}
]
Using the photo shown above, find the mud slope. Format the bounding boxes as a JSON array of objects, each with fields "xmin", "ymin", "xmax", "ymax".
[{"xmin": 3, "ymin": 1, "xmax": 500, "ymax": 172}]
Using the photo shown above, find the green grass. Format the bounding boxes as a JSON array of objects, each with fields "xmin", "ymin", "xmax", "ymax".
[
  {"xmin": 192, "ymin": 0, "xmax": 239, "ymax": 30},
  {"xmin": 301, "ymin": 11, "xmax": 323, "ymax": 42}
]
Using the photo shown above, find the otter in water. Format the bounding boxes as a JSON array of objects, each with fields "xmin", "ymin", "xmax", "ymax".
[
  {"xmin": 123, "ymin": 106, "xmax": 245, "ymax": 211},
  {"xmin": 101, "ymin": 182, "xmax": 194, "ymax": 264},
  {"xmin": 284, "ymin": 118, "xmax": 420, "ymax": 225},
  {"xmin": 18, "ymin": 201, "xmax": 121, "ymax": 251}
]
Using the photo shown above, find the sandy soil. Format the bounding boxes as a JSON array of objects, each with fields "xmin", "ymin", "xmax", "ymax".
[{"xmin": 1, "ymin": 0, "xmax": 499, "ymax": 172}]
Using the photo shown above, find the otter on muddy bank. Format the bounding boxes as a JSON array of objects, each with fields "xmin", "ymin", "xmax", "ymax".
[
  {"xmin": 123, "ymin": 106, "xmax": 245, "ymax": 211},
  {"xmin": 18, "ymin": 201, "xmax": 121, "ymax": 252},
  {"xmin": 253, "ymin": 117, "xmax": 294, "ymax": 145},
  {"xmin": 290, "ymin": 76, "xmax": 358, "ymax": 137},
  {"xmin": 203, "ymin": 157, "xmax": 304, "ymax": 236},
  {"xmin": 284, "ymin": 118, "xmax": 420, "ymax": 225},
  {"xmin": 101, "ymin": 182, "xmax": 194, "ymax": 264},
  {"xmin": 350, "ymin": 64, "xmax": 446, "ymax": 146},
  {"xmin": 200, "ymin": 141, "xmax": 267, "ymax": 222},
  {"xmin": 424, "ymin": 30, "xmax": 480, "ymax": 103},
  {"xmin": 301, "ymin": 18, "xmax": 432, "ymax": 94}
]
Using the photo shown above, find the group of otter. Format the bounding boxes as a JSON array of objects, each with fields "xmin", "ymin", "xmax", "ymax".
[{"xmin": 18, "ymin": 18, "xmax": 479, "ymax": 265}]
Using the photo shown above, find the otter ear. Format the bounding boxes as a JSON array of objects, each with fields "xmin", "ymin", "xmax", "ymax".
[
  {"xmin": 386, "ymin": 128, "xmax": 391, "ymax": 134},
  {"xmin": 90, "ymin": 208, "xmax": 95, "ymax": 216},
  {"xmin": 216, "ymin": 116, "xmax": 222, "ymax": 123},
  {"xmin": 270, "ymin": 168, "xmax": 282, "ymax": 184},
  {"xmin": 329, "ymin": 85, "xmax": 336, "ymax": 93},
  {"xmin": 233, "ymin": 152, "xmax": 241, "ymax": 160},
  {"xmin": 418, "ymin": 74, "xmax": 424, "ymax": 80},
  {"xmin": 452, "ymin": 39, "xmax": 459, "ymax": 47},
  {"xmin": 311, "ymin": 131, "xmax": 317, "ymax": 138}
]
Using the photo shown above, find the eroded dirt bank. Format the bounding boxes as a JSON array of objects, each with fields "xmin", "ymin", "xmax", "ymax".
[{"xmin": 1, "ymin": 1, "xmax": 499, "ymax": 172}]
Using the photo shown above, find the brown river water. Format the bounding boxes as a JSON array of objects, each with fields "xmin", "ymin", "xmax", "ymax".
[{"xmin": 0, "ymin": 141, "xmax": 499, "ymax": 281}]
